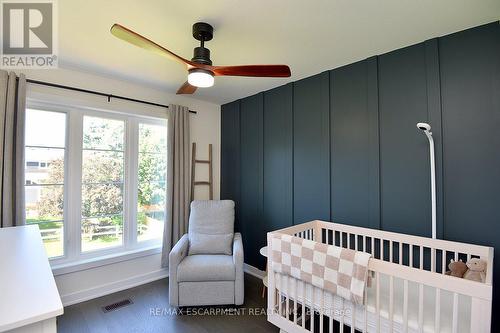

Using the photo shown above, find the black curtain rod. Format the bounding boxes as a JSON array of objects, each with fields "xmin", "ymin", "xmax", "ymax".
[{"xmin": 24, "ymin": 78, "xmax": 197, "ymax": 114}]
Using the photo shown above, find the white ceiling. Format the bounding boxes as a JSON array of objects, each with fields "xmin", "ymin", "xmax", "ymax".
[{"xmin": 60, "ymin": 0, "xmax": 500, "ymax": 105}]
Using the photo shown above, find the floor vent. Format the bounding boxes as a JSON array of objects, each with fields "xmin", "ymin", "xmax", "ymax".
[{"xmin": 102, "ymin": 299, "xmax": 133, "ymax": 313}]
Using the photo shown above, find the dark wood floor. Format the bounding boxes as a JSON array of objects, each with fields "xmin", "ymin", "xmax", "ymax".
[{"xmin": 57, "ymin": 274, "xmax": 279, "ymax": 333}]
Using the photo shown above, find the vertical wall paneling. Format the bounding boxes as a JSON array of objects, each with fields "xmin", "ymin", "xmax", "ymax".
[
  {"xmin": 239, "ymin": 93, "xmax": 264, "ymax": 268},
  {"xmin": 220, "ymin": 101, "xmax": 241, "ymax": 230},
  {"xmin": 330, "ymin": 58, "xmax": 380, "ymax": 228},
  {"xmin": 293, "ymin": 72, "xmax": 331, "ymax": 225},
  {"xmin": 220, "ymin": 24, "xmax": 500, "ymax": 329},
  {"xmin": 439, "ymin": 23, "xmax": 500, "ymax": 330},
  {"xmin": 378, "ymin": 43, "xmax": 433, "ymax": 237},
  {"xmin": 263, "ymin": 84, "xmax": 293, "ymax": 233}
]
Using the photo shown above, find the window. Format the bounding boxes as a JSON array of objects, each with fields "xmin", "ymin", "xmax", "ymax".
[
  {"xmin": 137, "ymin": 123, "xmax": 167, "ymax": 242},
  {"xmin": 81, "ymin": 116, "xmax": 125, "ymax": 252},
  {"xmin": 24, "ymin": 106, "xmax": 167, "ymax": 264},
  {"xmin": 25, "ymin": 109, "xmax": 67, "ymax": 258}
]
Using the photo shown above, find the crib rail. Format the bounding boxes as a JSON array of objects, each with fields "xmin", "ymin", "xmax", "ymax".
[
  {"xmin": 267, "ymin": 220, "xmax": 493, "ymax": 333},
  {"xmin": 315, "ymin": 220, "xmax": 494, "ymax": 285}
]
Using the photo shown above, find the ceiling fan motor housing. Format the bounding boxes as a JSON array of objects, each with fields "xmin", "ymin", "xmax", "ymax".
[
  {"xmin": 191, "ymin": 22, "xmax": 214, "ymax": 65},
  {"xmin": 192, "ymin": 46, "xmax": 212, "ymax": 65}
]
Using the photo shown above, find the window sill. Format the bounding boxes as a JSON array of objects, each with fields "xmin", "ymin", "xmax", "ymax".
[{"xmin": 51, "ymin": 245, "xmax": 162, "ymax": 276}]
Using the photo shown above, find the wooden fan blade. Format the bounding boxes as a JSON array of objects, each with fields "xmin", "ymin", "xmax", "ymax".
[
  {"xmin": 211, "ymin": 64, "xmax": 291, "ymax": 77},
  {"xmin": 111, "ymin": 24, "xmax": 193, "ymax": 66},
  {"xmin": 176, "ymin": 81, "xmax": 197, "ymax": 95}
]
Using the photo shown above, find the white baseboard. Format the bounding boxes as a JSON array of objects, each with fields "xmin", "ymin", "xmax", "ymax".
[
  {"xmin": 244, "ymin": 263, "xmax": 266, "ymax": 279},
  {"xmin": 61, "ymin": 263, "xmax": 262, "ymax": 307},
  {"xmin": 60, "ymin": 268, "xmax": 168, "ymax": 306}
]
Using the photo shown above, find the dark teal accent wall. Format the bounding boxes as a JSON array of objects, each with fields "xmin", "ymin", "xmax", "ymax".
[
  {"xmin": 263, "ymin": 85, "xmax": 293, "ymax": 232},
  {"xmin": 293, "ymin": 73, "xmax": 331, "ymax": 225},
  {"xmin": 330, "ymin": 57, "xmax": 379, "ymax": 229},
  {"xmin": 220, "ymin": 22, "xmax": 500, "ymax": 330},
  {"xmin": 240, "ymin": 94, "xmax": 264, "ymax": 267},
  {"xmin": 220, "ymin": 101, "xmax": 240, "ymax": 229}
]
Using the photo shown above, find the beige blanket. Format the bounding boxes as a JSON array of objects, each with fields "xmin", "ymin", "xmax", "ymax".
[{"xmin": 271, "ymin": 233, "xmax": 371, "ymax": 305}]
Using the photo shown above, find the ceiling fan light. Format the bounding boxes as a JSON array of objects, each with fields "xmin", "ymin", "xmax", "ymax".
[{"xmin": 188, "ymin": 69, "xmax": 214, "ymax": 88}]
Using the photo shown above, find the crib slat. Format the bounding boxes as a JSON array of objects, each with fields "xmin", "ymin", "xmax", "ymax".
[
  {"xmin": 419, "ymin": 247, "xmax": 424, "ymax": 270},
  {"xmin": 363, "ymin": 280, "xmax": 368, "ymax": 333},
  {"xmin": 376, "ymin": 272, "xmax": 381, "ymax": 332},
  {"xmin": 320, "ymin": 289, "xmax": 324, "ymax": 333},
  {"xmin": 389, "ymin": 276, "xmax": 394, "ymax": 333},
  {"xmin": 340, "ymin": 298, "xmax": 345, "ymax": 333},
  {"xmin": 409, "ymin": 245, "xmax": 413, "ymax": 268},
  {"xmin": 340, "ymin": 232, "xmax": 344, "ymax": 248},
  {"xmin": 399, "ymin": 242, "xmax": 403, "ymax": 264},
  {"xmin": 278, "ymin": 273, "xmax": 283, "ymax": 317},
  {"xmin": 454, "ymin": 251, "xmax": 458, "ymax": 262},
  {"xmin": 294, "ymin": 276, "xmax": 298, "ymax": 325},
  {"xmin": 418, "ymin": 283, "xmax": 424, "ymax": 333},
  {"xmin": 452, "ymin": 293, "xmax": 459, "ymax": 333},
  {"xmin": 355, "ymin": 234, "xmax": 358, "ymax": 251},
  {"xmin": 329, "ymin": 310, "xmax": 333, "ymax": 333},
  {"xmin": 403, "ymin": 280, "xmax": 408, "ymax": 333},
  {"xmin": 286, "ymin": 275, "xmax": 290, "ymax": 321},
  {"xmin": 302, "ymin": 280, "xmax": 306, "ymax": 329},
  {"xmin": 362, "ymin": 235, "xmax": 366, "ymax": 252},
  {"xmin": 351, "ymin": 303, "xmax": 356, "ymax": 333},
  {"xmin": 347, "ymin": 233, "xmax": 351, "ymax": 249},
  {"xmin": 389, "ymin": 240, "xmax": 393, "ymax": 262},
  {"xmin": 371, "ymin": 237, "xmax": 375, "ymax": 257},
  {"xmin": 431, "ymin": 248, "xmax": 436, "ymax": 272},
  {"xmin": 380, "ymin": 239, "xmax": 384, "ymax": 260},
  {"xmin": 326, "ymin": 229, "xmax": 330, "ymax": 245},
  {"xmin": 310, "ymin": 284, "xmax": 314, "ymax": 333},
  {"xmin": 435, "ymin": 288, "xmax": 441, "ymax": 333}
]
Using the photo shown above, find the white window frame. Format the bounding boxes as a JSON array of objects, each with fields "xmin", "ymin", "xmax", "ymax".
[{"xmin": 26, "ymin": 99, "xmax": 168, "ymax": 274}]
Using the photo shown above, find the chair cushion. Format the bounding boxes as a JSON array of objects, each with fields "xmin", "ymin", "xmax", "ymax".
[
  {"xmin": 188, "ymin": 200, "xmax": 234, "ymax": 255},
  {"xmin": 177, "ymin": 254, "xmax": 236, "ymax": 282}
]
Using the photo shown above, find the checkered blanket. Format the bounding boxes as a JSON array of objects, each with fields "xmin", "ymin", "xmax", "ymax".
[{"xmin": 271, "ymin": 233, "xmax": 371, "ymax": 305}]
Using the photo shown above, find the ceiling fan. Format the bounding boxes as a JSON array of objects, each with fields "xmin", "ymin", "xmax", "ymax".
[{"xmin": 110, "ymin": 22, "xmax": 291, "ymax": 95}]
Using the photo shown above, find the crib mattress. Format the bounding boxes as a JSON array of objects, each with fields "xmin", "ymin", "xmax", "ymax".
[{"xmin": 274, "ymin": 273, "xmax": 471, "ymax": 333}]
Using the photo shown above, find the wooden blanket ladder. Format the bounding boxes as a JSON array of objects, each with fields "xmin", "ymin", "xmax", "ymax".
[{"xmin": 191, "ymin": 143, "xmax": 213, "ymax": 201}]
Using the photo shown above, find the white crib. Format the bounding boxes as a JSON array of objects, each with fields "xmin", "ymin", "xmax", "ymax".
[{"xmin": 267, "ymin": 220, "xmax": 493, "ymax": 333}]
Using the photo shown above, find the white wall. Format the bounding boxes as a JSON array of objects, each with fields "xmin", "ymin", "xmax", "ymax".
[{"xmin": 19, "ymin": 66, "xmax": 221, "ymax": 305}]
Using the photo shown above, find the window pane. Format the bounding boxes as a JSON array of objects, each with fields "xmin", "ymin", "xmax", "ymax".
[
  {"xmin": 26, "ymin": 185, "xmax": 64, "ymax": 222},
  {"xmin": 37, "ymin": 221, "xmax": 64, "ymax": 258},
  {"xmin": 81, "ymin": 116, "xmax": 125, "ymax": 252},
  {"xmin": 137, "ymin": 123, "xmax": 167, "ymax": 242},
  {"xmin": 139, "ymin": 123, "xmax": 167, "ymax": 153},
  {"xmin": 83, "ymin": 116, "xmax": 124, "ymax": 151},
  {"xmin": 25, "ymin": 147, "xmax": 65, "ymax": 184},
  {"xmin": 25, "ymin": 109, "xmax": 66, "ymax": 259},
  {"xmin": 82, "ymin": 151, "xmax": 124, "ymax": 183},
  {"xmin": 25, "ymin": 109, "xmax": 66, "ymax": 148},
  {"xmin": 81, "ymin": 215, "xmax": 123, "ymax": 252},
  {"xmin": 81, "ymin": 184, "xmax": 123, "ymax": 218}
]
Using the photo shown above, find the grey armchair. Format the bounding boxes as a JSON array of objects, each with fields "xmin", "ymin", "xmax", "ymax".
[{"xmin": 169, "ymin": 200, "xmax": 244, "ymax": 307}]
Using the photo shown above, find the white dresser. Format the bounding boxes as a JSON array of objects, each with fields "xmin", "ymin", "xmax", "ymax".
[{"xmin": 0, "ymin": 225, "xmax": 63, "ymax": 333}]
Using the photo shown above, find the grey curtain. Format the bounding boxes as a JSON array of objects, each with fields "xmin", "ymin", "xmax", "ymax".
[
  {"xmin": 161, "ymin": 104, "xmax": 191, "ymax": 267},
  {"xmin": 0, "ymin": 71, "xmax": 26, "ymax": 228}
]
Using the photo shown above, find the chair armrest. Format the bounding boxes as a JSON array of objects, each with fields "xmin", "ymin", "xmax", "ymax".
[
  {"xmin": 169, "ymin": 234, "xmax": 189, "ymax": 307},
  {"xmin": 233, "ymin": 233, "xmax": 243, "ymax": 266},
  {"xmin": 169, "ymin": 234, "xmax": 189, "ymax": 271},
  {"xmin": 233, "ymin": 232, "xmax": 244, "ymax": 305}
]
